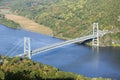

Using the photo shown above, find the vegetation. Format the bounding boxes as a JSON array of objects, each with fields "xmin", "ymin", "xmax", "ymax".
[
  {"xmin": 0, "ymin": 14, "xmax": 20, "ymax": 29},
  {"xmin": 0, "ymin": 55, "xmax": 110, "ymax": 80},
  {"xmin": 0, "ymin": 0, "xmax": 120, "ymax": 46},
  {"xmin": 101, "ymin": 32, "xmax": 120, "ymax": 46}
]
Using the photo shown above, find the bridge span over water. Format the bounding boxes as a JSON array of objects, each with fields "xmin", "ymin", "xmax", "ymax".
[{"xmin": 16, "ymin": 23, "xmax": 106, "ymax": 59}]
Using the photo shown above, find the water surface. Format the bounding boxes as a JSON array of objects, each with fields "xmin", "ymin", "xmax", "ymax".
[{"xmin": 0, "ymin": 25, "xmax": 120, "ymax": 79}]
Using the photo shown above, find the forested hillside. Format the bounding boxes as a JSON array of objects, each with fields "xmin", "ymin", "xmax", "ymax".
[
  {"xmin": 0, "ymin": 56, "xmax": 109, "ymax": 80},
  {"xmin": 0, "ymin": 0, "xmax": 120, "ymax": 46}
]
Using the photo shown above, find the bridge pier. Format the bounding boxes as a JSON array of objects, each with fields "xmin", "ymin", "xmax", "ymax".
[
  {"xmin": 92, "ymin": 23, "xmax": 99, "ymax": 46},
  {"xmin": 24, "ymin": 37, "xmax": 31, "ymax": 59}
]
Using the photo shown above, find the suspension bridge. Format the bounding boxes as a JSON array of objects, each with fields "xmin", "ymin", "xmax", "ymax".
[{"xmin": 14, "ymin": 23, "xmax": 107, "ymax": 59}]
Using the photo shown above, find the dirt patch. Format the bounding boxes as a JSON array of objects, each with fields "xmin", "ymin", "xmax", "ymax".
[{"xmin": 5, "ymin": 14, "xmax": 53, "ymax": 35}]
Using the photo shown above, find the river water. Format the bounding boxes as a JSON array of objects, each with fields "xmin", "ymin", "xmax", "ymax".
[{"xmin": 0, "ymin": 25, "xmax": 120, "ymax": 79}]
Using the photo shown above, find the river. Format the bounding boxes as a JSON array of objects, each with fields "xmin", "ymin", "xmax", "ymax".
[{"xmin": 0, "ymin": 25, "xmax": 120, "ymax": 79}]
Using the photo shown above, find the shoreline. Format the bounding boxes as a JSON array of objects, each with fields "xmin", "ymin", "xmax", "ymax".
[
  {"xmin": 4, "ymin": 14, "xmax": 120, "ymax": 47},
  {"xmin": 5, "ymin": 14, "xmax": 53, "ymax": 36}
]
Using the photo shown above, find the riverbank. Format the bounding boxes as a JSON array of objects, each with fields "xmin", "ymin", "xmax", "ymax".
[
  {"xmin": 0, "ymin": 14, "xmax": 20, "ymax": 29},
  {"xmin": 4, "ymin": 14, "xmax": 120, "ymax": 47},
  {"xmin": 0, "ymin": 55, "xmax": 110, "ymax": 80},
  {"xmin": 4, "ymin": 14, "xmax": 71, "ymax": 41},
  {"xmin": 5, "ymin": 14, "xmax": 53, "ymax": 35}
]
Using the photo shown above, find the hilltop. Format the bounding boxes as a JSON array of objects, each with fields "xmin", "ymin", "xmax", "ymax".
[{"xmin": 0, "ymin": 0, "xmax": 120, "ymax": 46}]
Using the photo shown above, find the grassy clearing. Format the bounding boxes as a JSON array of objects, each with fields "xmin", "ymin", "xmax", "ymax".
[{"xmin": 5, "ymin": 14, "xmax": 53, "ymax": 35}]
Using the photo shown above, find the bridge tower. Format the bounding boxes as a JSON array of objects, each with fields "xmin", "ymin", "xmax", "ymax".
[
  {"xmin": 92, "ymin": 23, "xmax": 99, "ymax": 46},
  {"xmin": 92, "ymin": 23, "xmax": 99, "ymax": 68},
  {"xmin": 24, "ymin": 37, "xmax": 31, "ymax": 59}
]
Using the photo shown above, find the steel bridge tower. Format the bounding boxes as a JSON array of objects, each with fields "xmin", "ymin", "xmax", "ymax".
[
  {"xmin": 24, "ymin": 37, "xmax": 31, "ymax": 59},
  {"xmin": 92, "ymin": 23, "xmax": 99, "ymax": 46},
  {"xmin": 92, "ymin": 23, "xmax": 99, "ymax": 69}
]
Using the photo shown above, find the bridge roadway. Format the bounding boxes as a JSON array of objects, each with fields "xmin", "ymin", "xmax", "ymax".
[
  {"xmin": 17, "ymin": 33, "xmax": 103, "ymax": 57},
  {"xmin": 31, "ymin": 34, "xmax": 95, "ymax": 56}
]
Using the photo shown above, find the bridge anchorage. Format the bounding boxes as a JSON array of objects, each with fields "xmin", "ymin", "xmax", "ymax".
[{"xmin": 17, "ymin": 23, "xmax": 104, "ymax": 59}]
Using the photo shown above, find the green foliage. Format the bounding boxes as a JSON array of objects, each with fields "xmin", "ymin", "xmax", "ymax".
[
  {"xmin": 0, "ymin": 69, "xmax": 5, "ymax": 80},
  {"xmin": 0, "ymin": 14, "xmax": 20, "ymax": 29},
  {"xmin": 0, "ymin": 56, "xmax": 109, "ymax": 80}
]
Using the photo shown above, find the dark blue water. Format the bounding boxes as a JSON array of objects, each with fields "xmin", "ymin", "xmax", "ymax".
[{"xmin": 0, "ymin": 25, "xmax": 120, "ymax": 79}]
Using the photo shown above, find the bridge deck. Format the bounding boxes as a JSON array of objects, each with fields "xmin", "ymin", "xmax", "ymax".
[
  {"xmin": 31, "ymin": 34, "xmax": 96, "ymax": 55},
  {"xmin": 17, "ymin": 34, "xmax": 97, "ymax": 57},
  {"xmin": 16, "ymin": 30, "xmax": 106, "ymax": 57}
]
